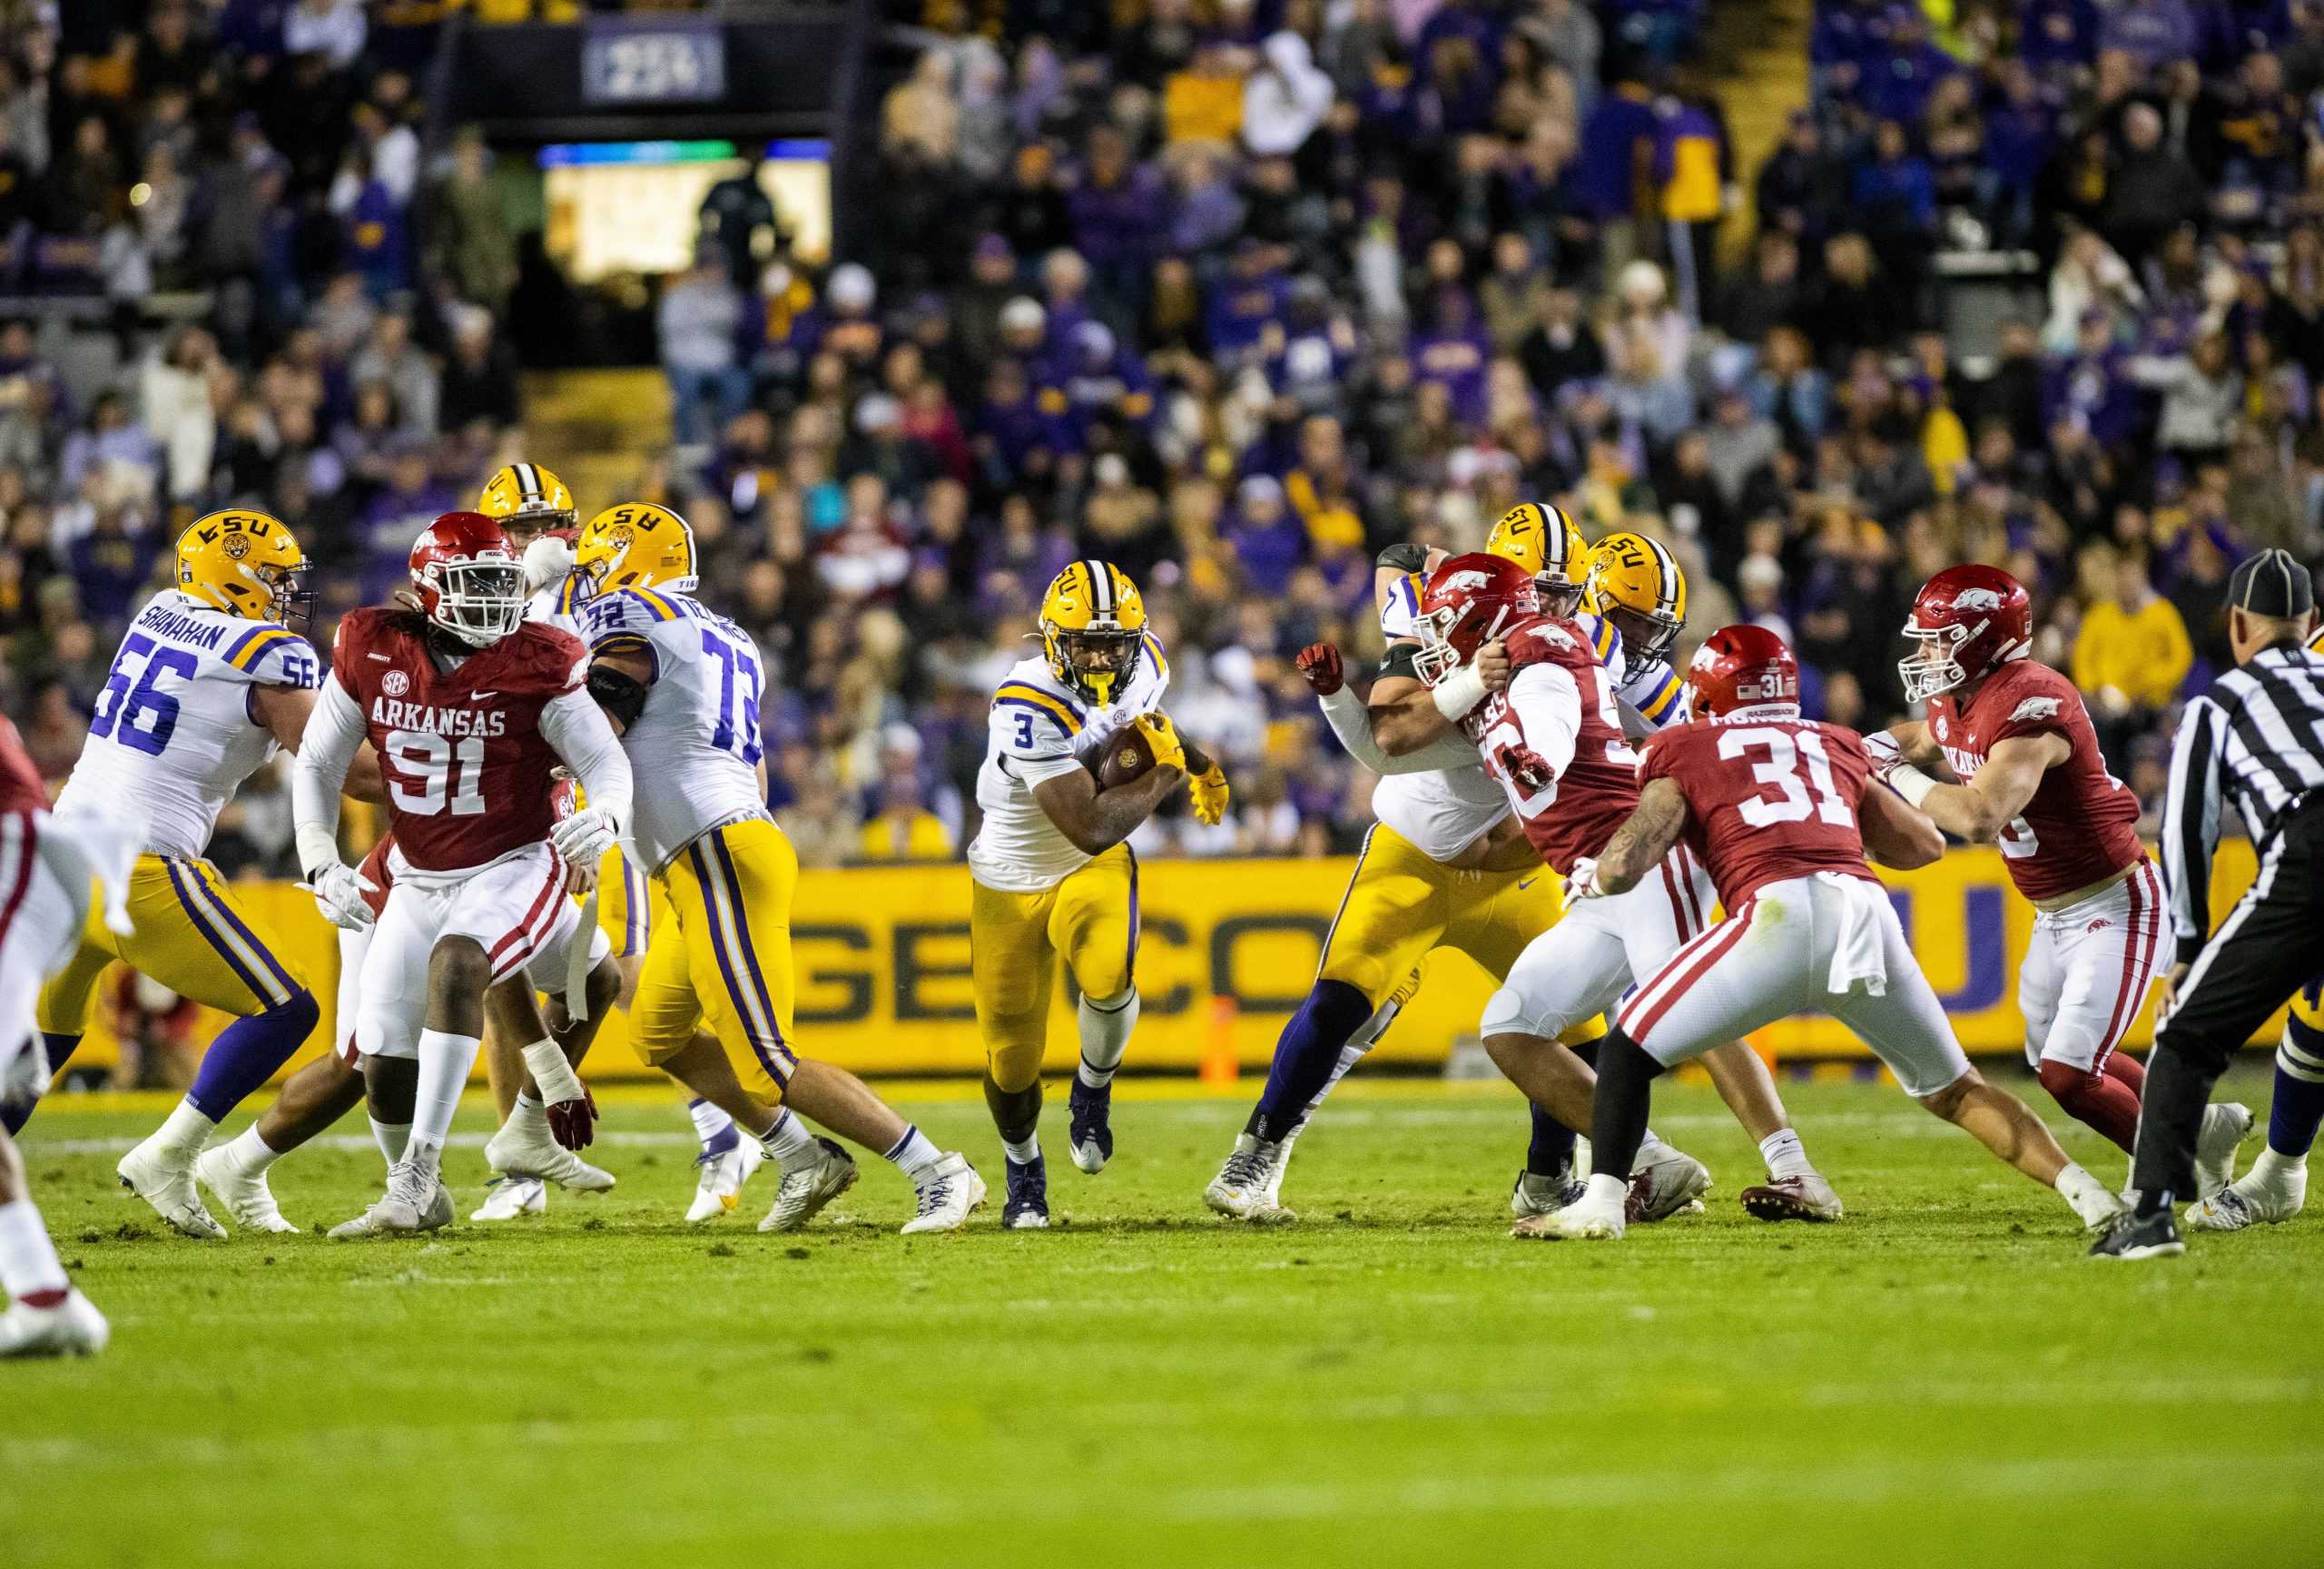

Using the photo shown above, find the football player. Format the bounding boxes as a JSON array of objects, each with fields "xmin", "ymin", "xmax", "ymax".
[
  {"xmin": 968, "ymin": 560, "xmax": 1228, "ymax": 1229},
  {"xmin": 1870, "ymin": 567, "xmax": 2250, "ymax": 1186},
  {"xmin": 16, "ymin": 510, "xmax": 382, "ymax": 1239},
  {"xmin": 293, "ymin": 513, "xmax": 632, "ymax": 1237},
  {"xmin": 1527, "ymin": 626, "xmax": 2124, "ymax": 1240},
  {"xmin": 0, "ymin": 711, "xmax": 134, "ymax": 1355},
  {"xmin": 574, "ymin": 503, "xmax": 985, "ymax": 1232}
]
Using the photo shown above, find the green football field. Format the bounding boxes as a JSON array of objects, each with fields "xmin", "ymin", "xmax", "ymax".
[{"xmin": 6, "ymin": 1067, "xmax": 2318, "ymax": 1568}]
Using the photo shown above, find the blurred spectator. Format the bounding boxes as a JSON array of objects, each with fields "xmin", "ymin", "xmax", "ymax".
[{"xmin": 661, "ymin": 251, "xmax": 750, "ymax": 447}]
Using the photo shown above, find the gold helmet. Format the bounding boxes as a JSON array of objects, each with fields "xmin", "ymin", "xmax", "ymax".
[
  {"xmin": 1486, "ymin": 502, "xmax": 1589, "ymax": 614},
  {"xmin": 177, "ymin": 508, "xmax": 311, "ymax": 627},
  {"xmin": 1586, "ymin": 530, "xmax": 1688, "ymax": 663},
  {"xmin": 478, "ymin": 462, "xmax": 577, "ymax": 541},
  {"xmin": 1039, "ymin": 559, "xmax": 1147, "ymax": 707},
  {"xmin": 576, "ymin": 502, "xmax": 699, "ymax": 594}
]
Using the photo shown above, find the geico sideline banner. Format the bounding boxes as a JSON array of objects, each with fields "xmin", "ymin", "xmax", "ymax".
[{"xmin": 50, "ymin": 843, "xmax": 2274, "ymax": 1081}]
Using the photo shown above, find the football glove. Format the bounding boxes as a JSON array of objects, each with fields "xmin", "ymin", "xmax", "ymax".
[
  {"xmin": 1861, "ymin": 729, "xmax": 1904, "ymax": 776},
  {"xmin": 521, "ymin": 534, "xmax": 576, "ymax": 595},
  {"xmin": 521, "ymin": 1040, "xmax": 599, "ymax": 1150},
  {"xmin": 1132, "ymin": 712, "xmax": 1187, "ymax": 775},
  {"xmin": 550, "ymin": 804, "xmax": 620, "ymax": 865},
  {"xmin": 303, "ymin": 862, "xmax": 378, "ymax": 931},
  {"xmin": 1295, "ymin": 642, "xmax": 1344, "ymax": 696},
  {"xmin": 1564, "ymin": 856, "xmax": 1606, "ymax": 901},
  {"xmin": 1, "ymin": 1032, "xmax": 51, "ymax": 1107},
  {"xmin": 1188, "ymin": 759, "xmax": 1231, "ymax": 825}
]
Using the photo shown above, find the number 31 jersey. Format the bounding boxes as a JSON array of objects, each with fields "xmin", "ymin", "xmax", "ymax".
[
  {"xmin": 1640, "ymin": 713, "xmax": 1878, "ymax": 910},
  {"xmin": 580, "ymin": 587, "xmax": 768, "ymax": 873},
  {"xmin": 56, "ymin": 591, "xmax": 320, "ymax": 860}
]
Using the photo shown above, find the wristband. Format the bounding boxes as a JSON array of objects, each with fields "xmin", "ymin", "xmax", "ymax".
[
  {"xmin": 1888, "ymin": 764, "xmax": 1939, "ymax": 808},
  {"xmin": 1431, "ymin": 665, "xmax": 1488, "ymax": 722},
  {"xmin": 521, "ymin": 1040, "xmax": 586, "ymax": 1104},
  {"xmin": 296, "ymin": 824, "xmax": 342, "ymax": 879}
]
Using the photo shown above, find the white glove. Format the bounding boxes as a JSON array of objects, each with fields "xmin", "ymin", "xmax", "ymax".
[
  {"xmin": 522, "ymin": 534, "xmax": 576, "ymax": 594},
  {"xmin": 304, "ymin": 862, "xmax": 378, "ymax": 930},
  {"xmin": 1564, "ymin": 856, "xmax": 1606, "ymax": 902},
  {"xmin": 1, "ymin": 1037, "xmax": 51, "ymax": 1107},
  {"xmin": 550, "ymin": 804, "xmax": 619, "ymax": 865},
  {"xmin": 1861, "ymin": 729, "xmax": 1903, "ymax": 776}
]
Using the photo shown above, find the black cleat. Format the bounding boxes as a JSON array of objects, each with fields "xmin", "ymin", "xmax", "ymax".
[
  {"xmin": 2091, "ymin": 1207, "xmax": 2185, "ymax": 1260},
  {"xmin": 1002, "ymin": 1154, "xmax": 1050, "ymax": 1230},
  {"xmin": 1067, "ymin": 1077, "xmax": 1114, "ymax": 1174}
]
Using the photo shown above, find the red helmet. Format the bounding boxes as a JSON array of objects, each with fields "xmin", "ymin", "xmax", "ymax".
[
  {"xmin": 1688, "ymin": 624, "xmax": 1801, "ymax": 717},
  {"xmin": 409, "ymin": 511, "xmax": 527, "ymax": 646},
  {"xmin": 1413, "ymin": 552, "xmax": 1538, "ymax": 686},
  {"xmin": 1899, "ymin": 564, "xmax": 2031, "ymax": 704}
]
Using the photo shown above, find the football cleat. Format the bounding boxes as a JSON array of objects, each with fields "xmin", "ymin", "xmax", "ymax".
[
  {"xmin": 193, "ymin": 1146, "xmax": 301, "ymax": 1235},
  {"xmin": 1512, "ymin": 1187, "xmax": 1627, "ymax": 1241},
  {"xmin": 470, "ymin": 1175, "xmax": 547, "ymax": 1222},
  {"xmin": 2189, "ymin": 1164, "xmax": 2307, "ymax": 1231},
  {"xmin": 688, "ymin": 1140, "xmax": 767, "ymax": 1223},
  {"xmin": 1627, "ymin": 1146, "xmax": 1712, "ymax": 1223},
  {"xmin": 116, "ymin": 1137, "xmax": 226, "ymax": 1240},
  {"xmin": 1511, "ymin": 1169, "xmax": 1585, "ymax": 1219},
  {"xmin": 330, "ymin": 1164, "xmax": 451, "ymax": 1239},
  {"xmin": 759, "ymin": 1138, "xmax": 857, "ymax": 1233},
  {"xmin": 1204, "ymin": 1133, "xmax": 1295, "ymax": 1223},
  {"xmin": 0, "ymin": 1288, "xmax": 109, "ymax": 1358},
  {"xmin": 485, "ymin": 1120, "xmax": 615, "ymax": 1193},
  {"xmin": 2090, "ymin": 1207, "xmax": 2185, "ymax": 1260},
  {"xmin": 1738, "ymin": 1173, "xmax": 1845, "ymax": 1223},
  {"xmin": 2194, "ymin": 1102, "xmax": 2255, "ymax": 1198},
  {"xmin": 1002, "ymin": 1153, "xmax": 1050, "ymax": 1230},
  {"xmin": 1067, "ymin": 1078, "xmax": 1114, "ymax": 1174},
  {"xmin": 900, "ymin": 1151, "xmax": 986, "ymax": 1234}
]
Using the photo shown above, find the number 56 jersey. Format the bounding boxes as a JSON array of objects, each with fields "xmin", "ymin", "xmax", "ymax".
[
  {"xmin": 579, "ymin": 587, "xmax": 768, "ymax": 873},
  {"xmin": 55, "ymin": 591, "xmax": 320, "ymax": 859}
]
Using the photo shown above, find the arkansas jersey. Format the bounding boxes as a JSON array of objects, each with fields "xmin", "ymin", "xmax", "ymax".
[
  {"xmin": 0, "ymin": 713, "xmax": 45, "ymax": 815},
  {"xmin": 1640, "ymin": 715, "xmax": 1879, "ymax": 909},
  {"xmin": 1925, "ymin": 660, "xmax": 2142, "ymax": 901},
  {"xmin": 1462, "ymin": 617, "xmax": 1640, "ymax": 875},
  {"xmin": 331, "ymin": 607, "xmax": 586, "ymax": 873}
]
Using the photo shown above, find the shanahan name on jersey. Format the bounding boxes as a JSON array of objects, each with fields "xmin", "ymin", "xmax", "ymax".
[
  {"xmin": 1461, "ymin": 617, "xmax": 1640, "ymax": 875},
  {"xmin": 1640, "ymin": 712, "xmax": 1880, "ymax": 910},
  {"xmin": 580, "ymin": 586, "xmax": 771, "ymax": 873},
  {"xmin": 55, "ymin": 592, "xmax": 320, "ymax": 859},
  {"xmin": 332, "ymin": 607, "xmax": 586, "ymax": 876},
  {"xmin": 968, "ymin": 636, "xmax": 1169, "ymax": 893},
  {"xmin": 1925, "ymin": 659, "xmax": 2142, "ymax": 900}
]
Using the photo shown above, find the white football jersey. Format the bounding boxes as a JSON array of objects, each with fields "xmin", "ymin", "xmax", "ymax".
[
  {"xmin": 579, "ymin": 586, "xmax": 771, "ymax": 873},
  {"xmin": 968, "ymin": 636, "xmax": 1170, "ymax": 893},
  {"xmin": 56, "ymin": 592, "xmax": 320, "ymax": 860}
]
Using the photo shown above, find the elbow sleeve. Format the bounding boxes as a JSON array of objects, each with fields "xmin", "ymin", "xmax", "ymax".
[{"xmin": 586, "ymin": 664, "xmax": 649, "ymax": 729}]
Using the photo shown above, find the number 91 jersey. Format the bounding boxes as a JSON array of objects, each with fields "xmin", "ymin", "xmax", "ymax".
[
  {"xmin": 55, "ymin": 591, "xmax": 320, "ymax": 860},
  {"xmin": 580, "ymin": 587, "xmax": 767, "ymax": 873}
]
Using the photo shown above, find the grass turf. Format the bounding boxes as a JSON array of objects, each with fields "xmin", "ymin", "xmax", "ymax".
[{"xmin": 5, "ymin": 1068, "xmax": 2318, "ymax": 1568}]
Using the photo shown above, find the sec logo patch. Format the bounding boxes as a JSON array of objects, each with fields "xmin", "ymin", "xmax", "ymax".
[{"xmin": 382, "ymin": 670, "xmax": 410, "ymax": 697}]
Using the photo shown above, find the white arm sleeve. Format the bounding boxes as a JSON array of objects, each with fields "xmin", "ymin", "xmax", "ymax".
[
  {"xmin": 541, "ymin": 686, "xmax": 635, "ymax": 828},
  {"xmin": 1503, "ymin": 662, "xmax": 1581, "ymax": 784},
  {"xmin": 1318, "ymin": 686, "xmax": 1479, "ymax": 775},
  {"xmin": 292, "ymin": 678, "xmax": 367, "ymax": 873}
]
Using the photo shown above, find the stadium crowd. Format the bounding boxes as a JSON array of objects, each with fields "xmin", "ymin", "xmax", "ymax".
[{"xmin": 3, "ymin": 0, "xmax": 2323, "ymax": 870}]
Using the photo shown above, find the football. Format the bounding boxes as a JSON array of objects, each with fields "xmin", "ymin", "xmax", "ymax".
[{"xmin": 1093, "ymin": 725, "xmax": 1157, "ymax": 788}]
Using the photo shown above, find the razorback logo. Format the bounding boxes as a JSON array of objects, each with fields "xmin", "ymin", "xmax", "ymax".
[
  {"xmin": 1530, "ymin": 624, "xmax": 1577, "ymax": 652},
  {"xmin": 1440, "ymin": 569, "xmax": 1494, "ymax": 597},
  {"xmin": 1950, "ymin": 587, "xmax": 2004, "ymax": 611},
  {"xmin": 2009, "ymin": 696, "xmax": 2062, "ymax": 723},
  {"xmin": 2086, "ymin": 918, "xmax": 2111, "ymax": 933}
]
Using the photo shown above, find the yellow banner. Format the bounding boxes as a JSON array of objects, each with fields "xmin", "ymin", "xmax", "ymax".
[{"xmin": 56, "ymin": 844, "xmax": 2276, "ymax": 1081}]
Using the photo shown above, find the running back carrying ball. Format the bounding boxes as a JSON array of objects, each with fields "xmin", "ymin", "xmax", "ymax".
[{"xmin": 1093, "ymin": 725, "xmax": 1157, "ymax": 787}]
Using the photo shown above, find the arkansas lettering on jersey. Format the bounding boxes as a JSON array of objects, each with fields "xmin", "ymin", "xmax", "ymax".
[
  {"xmin": 1641, "ymin": 714, "xmax": 1879, "ymax": 910},
  {"xmin": 1462, "ymin": 617, "xmax": 1640, "ymax": 875},
  {"xmin": 0, "ymin": 713, "xmax": 45, "ymax": 814},
  {"xmin": 1925, "ymin": 660, "xmax": 2142, "ymax": 900},
  {"xmin": 332, "ymin": 607, "xmax": 586, "ymax": 873}
]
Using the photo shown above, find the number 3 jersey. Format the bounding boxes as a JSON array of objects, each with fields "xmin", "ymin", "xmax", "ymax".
[
  {"xmin": 55, "ymin": 591, "xmax": 320, "ymax": 860},
  {"xmin": 1640, "ymin": 713, "xmax": 1878, "ymax": 910},
  {"xmin": 968, "ymin": 640, "xmax": 1169, "ymax": 893},
  {"xmin": 578, "ymin": 587, "xmax": 769, "ymax": 873}
]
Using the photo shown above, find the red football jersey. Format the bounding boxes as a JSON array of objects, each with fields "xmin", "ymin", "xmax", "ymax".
[
  {"xmin": 1461, "ymin": 616, "xmax": 1641, "ymax": 875},
  {"xmin": 0, "ymin": 714, "xmax": 47, "ymax": 815},
  {"xmin": 1640, "ymin": 715, "xmax": 1880, "ymax": 910},
  {"xmin": 1925, "ymin": 659, "xmax": 2142, "ymax": 901},
  {"xmin": 332, "ymin": 608, "xmax": 586, "ymax": 873}
]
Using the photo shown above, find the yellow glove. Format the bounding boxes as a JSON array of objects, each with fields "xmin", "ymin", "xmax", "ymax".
[
  {"xmin": 1188, "ymin": 760, "xmax": 1231, "ymax": 826},
  {"xmin": 1132, "ymin": 712, "xmax": 1187, "ymax": 774}
]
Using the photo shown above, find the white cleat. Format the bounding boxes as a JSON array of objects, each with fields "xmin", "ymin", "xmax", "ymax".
[
  {"xmin": 1204, "ymin": 1133, "xmax": 1296, "ymax": 1223},
  {"xmin": 1512, "ymin": 1189, "xmax": 1628, "ymax": 1241},
  {"xmin": 2190, "ymin": 1163, "xmax": 2307, "ymax": 1231},
  {"xmin": 193, "ymin": 1147, "xmax": 300, "ymax": 1235},
  {"xmin": 116, "ymin": 1136, "xmax": 226, "ymax": 1239},
  {"xmin": 1738, "ymin": 1172, "xmax": 1846, "ymax": 1223},
  {"xmin": 2195, "ymin": 1103, "xmax": 2255, "ymax": 1199},
  {"xmin": 899, "ymin": 1152, "xmax": 986, "ymax": 1234},
  {"xmin": 484, "ymin": 1121, "xmax": 615, "ymax": 1193},
  {"xmin": 330, "ymin": 1164, "xmax": 451, "ymax": 1239},
  {"xmin": 1511, "ymin": 1169, "xmax": 1584, "ymax": 1219},
  {"xmin": 688, "ymin": 1140, "xmax": 767, "ymax": 1222},
  {"xmin": 0, "ymin": 1288, "xmax": 110, "ymax": 1358},
  {"xmin": 759, "ymin": 1138, "xmax": 858, "ymax": 1233},
  {"xmin": 470, "ymin": 1176, "xmax": 547, "ymax": 1222},
  {"xmin": 1627, "ymin": 1146, "xmax": 1713, "ymax": 1223}
]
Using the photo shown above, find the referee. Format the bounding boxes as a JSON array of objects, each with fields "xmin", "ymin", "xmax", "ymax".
[{"xmin": 2097, "ymin": 548, "xmax": 2324, "ymax": 1258}]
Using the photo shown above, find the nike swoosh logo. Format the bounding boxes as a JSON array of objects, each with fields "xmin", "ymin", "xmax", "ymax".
[
  {"xmin": 470, "ymin": 690, "xmax": 499, "ymax": 701},
  {"xmin": 1518, "ymin": 879, "xmax": 1538, "ymax": 890}
]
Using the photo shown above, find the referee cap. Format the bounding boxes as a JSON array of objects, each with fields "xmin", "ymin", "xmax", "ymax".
[{"xmin": 2226, "ymin": 548, "xmax": 2313, "ymax": 617}]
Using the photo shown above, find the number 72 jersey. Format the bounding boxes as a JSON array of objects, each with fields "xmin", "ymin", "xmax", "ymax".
[{"xmin": 580, "ymin": 586, "xmax": 767, "ymax": 873}]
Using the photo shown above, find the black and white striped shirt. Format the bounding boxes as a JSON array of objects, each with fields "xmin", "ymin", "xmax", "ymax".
[{"xmin": 2162, "ymin": 643, "xmax": 2324, "ymax": 963}]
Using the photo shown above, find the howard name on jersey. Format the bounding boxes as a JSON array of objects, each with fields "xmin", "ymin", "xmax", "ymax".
[
  {"xmin": 56, "ymin": 592, "xmax": 320, "ymax": 859},
  {"xmin": 1925, "ymin": 660, "xmax": 2142, "ymax": 900},
  {"xmin": 332, "ymin": 607, "xmax": 586, "ymax": 874},
  {"xmin": 1641, "ymin": 715, "xmax": 1878, "ymax": 910},
  {"xmin": 968, "ymin": 636, "xmax": 1169, "ymax": 893},
  {"xmin": 581, "ymin": 586, "xmax": 769, "ymax": 873},
  {"xmin": 1461, "ymin": 617, "xmax": 1640, "ymax": 876}
]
